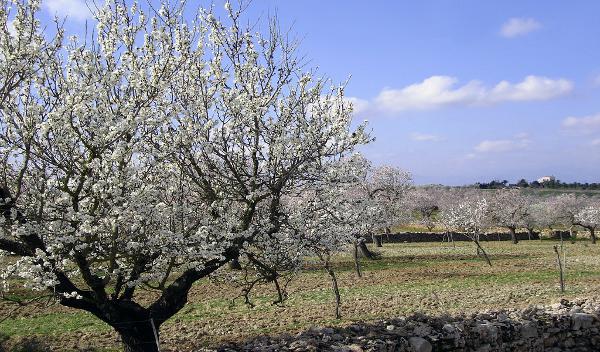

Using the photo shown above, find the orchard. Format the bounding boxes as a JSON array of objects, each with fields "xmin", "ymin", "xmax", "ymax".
[{"xmin": 1, "ymin": 1, "xmax": 600, "ymax": 351}]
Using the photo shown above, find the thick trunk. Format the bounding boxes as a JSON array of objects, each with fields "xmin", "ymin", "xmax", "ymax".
[
  {"xmin": 372, "ymin": 234, "xmax": 383, "ymax": 247},
  {"xmin": 508, "ymin": 227, "xmax": 518, "ymax": 244},
  {"xmin": 0, "ymin": 188, "xmax": 234, "ymax": 351},
  {"xmin": 357, "ymin": 240, "xmax": 376, "ymax": 260},
  {"xmin": 228, "ymin": 256, "xmax": 242, "ymax": 270},
  {"xmin": 352, "ymin": 243, "xmax": 362, "ymax": 278},
  {"xmin": 590, "ymin": 227, "xmax": 597, "ymax": 244},
  {"xmin": 118, "ymin": 320, "xmax": 160, "ymax": 352}
]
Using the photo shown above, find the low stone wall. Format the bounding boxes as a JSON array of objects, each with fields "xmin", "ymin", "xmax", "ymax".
[
  {"xmin": 364, "ymin": 231, "xmax": 540, "ymax": 244},
  {"xmin": 216, "ymin": 298, "xmax": 600, "ymax": 352}
]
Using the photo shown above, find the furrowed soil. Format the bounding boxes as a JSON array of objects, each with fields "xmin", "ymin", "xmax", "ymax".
[{"xmin": 2, "ymin": 240, "xmax": 600, "ymax": 351}]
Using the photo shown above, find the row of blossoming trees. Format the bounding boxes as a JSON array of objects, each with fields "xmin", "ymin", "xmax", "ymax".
[
  {"xmin": 1, "ymin": 1, "xmax": 599, "ymax": 350},
  {"xmin": 408, "ymin": 187, "xmax": 600, "ymax": 246}
]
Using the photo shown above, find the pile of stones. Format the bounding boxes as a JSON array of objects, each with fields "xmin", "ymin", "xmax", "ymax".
[{"xmin": 214, "ymin": 298, "xmax": 600, "ymax": 352}]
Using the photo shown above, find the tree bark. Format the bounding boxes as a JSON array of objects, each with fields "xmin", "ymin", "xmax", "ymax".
[
  {"xmin": 357, "ymin": 239, "xmax": 376, "ymax": 259},
  {"xmin": 553, "ymin": 245, "xmax": 565, "ymax": 293},
  {"xmin": 372, "ymin": 233, "xmax": 382, "ymax": 247},
  {"xmin": 352, "ymin": 242, "xmax": 362, "ymax": 278},
  {"xmin": 590, "ymin": 227, "xmax": 597, "ymax": 244},
  {"xmin": 526, "ymin": 227, "xmax": 534, "ymax": 240},
  {"xmin": 474, "ymin": 240, "xmax": 492, "ymax": 266},
  {"xmin": 118, "ymin": 320, "xmax": 160, "ymax": 352},
  {"xmin": 272, "ymin": 277, "xmax": 285, "ymax": 305},
  {"xmin": 324, "ymin": 261, "xmax": 341, "ymax": 319},
  {"xmin": 228, "ymin": 256, "xmax": 242, "ymax": 270},
  {"xmin": 508, "ymin": 226, "xmax": 518, "ymax": 244}
]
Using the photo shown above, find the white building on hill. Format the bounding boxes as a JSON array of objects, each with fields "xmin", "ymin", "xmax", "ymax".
[{"xmin": 537, "ymin": 175, "xmax": 556, "ymax": 183}]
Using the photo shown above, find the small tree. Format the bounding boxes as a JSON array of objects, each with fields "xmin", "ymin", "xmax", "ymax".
[
  {"xmin": 574, "ymin": 204, "xmax": 600, "ymax": 244},
  {"xmin": 443, "ymin": 194, "xmax": 492, "ymax": 265},
  {"xmin": 369, "ymin": 164, "xmax": 412, "ymax": 246},
  {"xmin": 409, "ymin": 187, "xmax": 440, "ymax": 232},
  {"xmin": 552, "ymin": 194, "xmax": 581, "ymax": 239},
  {"xmin": 285, "ymin": 157, "xmax": 370, "ymax": 318},
  {"xmin": 519, "ymin": 195, "xmax": 541, "ymax": 240},
  {"xmin": 488, "ymin": 189, "xmax": 529, "ymax": 244}
]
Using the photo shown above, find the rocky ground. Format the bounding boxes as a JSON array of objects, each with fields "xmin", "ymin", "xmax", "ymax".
[{"xmin": 215, "ymin": 298, "xmax": 600, "ymax": 352}]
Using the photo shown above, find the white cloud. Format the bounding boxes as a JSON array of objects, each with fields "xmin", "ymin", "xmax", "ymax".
[
  {"xmin": 562, "ymin": 113, "xmax": 600, "ymax": 130},
  {"xmin": 372, "ymin": 75, "xmax": 572, "ymax": 113},
  {"xmin": 475, "ymin": 140, "xmax": 518, "ymax": 153},
  {"xmin": 500, "ymin": 17, "xmax": 542, "ymax": 38},
  {"xmin": 345, "ymin": 97, "xmax": 369, "ymax": 115},
  {"xmin": 44, "ymin": 0, "xmax": 92, "ymax": 22},
  {"xmin": 514, "ymin": 132, "xmax": 529, "ymax": 139},
  {"xmin": 474, "ymin": 134, "xmax": 530, "ymax": 153},
  {"xmin": 410, "ymin": 132, "xmax": 442, "ymax": 142},
  {"xmin": 488, "ymin": 76, "xmax": 573, "ymax": 102},
  {"xmin": 374, "ymin": 76, "xmax": 484, "ymax": 112}
]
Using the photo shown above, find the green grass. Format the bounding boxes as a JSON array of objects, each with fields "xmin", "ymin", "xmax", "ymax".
[
  {"xmin": 3, "ymin": 240, "xmax": 600, "ymax": 350},
  {"xmin": 0, "ymin": 311, "xmax": 110, "ymax": 336}
]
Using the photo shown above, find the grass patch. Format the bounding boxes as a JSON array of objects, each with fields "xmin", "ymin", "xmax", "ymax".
[{"xmin": 3, "ymin": 240, "xmax": 600, "ymax": 350}]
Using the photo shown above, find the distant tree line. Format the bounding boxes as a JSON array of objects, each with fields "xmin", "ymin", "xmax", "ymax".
[{"xmin": 476, "ymin": 179, "xmax": 600, "ymax": 190}]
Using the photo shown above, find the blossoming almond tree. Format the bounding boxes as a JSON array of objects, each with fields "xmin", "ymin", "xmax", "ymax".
[
  {"xmin": 0, "ymin": 1, "xmax": 368, "ymax": 350},
  {"xmin": 408, "ymin": 187, "xmax": 442, "ymax": 232},
  {"xmin": 574, "ymin": 203, "xmax": 600, "ymax": 244},
  {"xmin": 518, "ymin": 194, "xmax": 541, "ymax": 240},
  {"xmin": 548, "ymin": 194, "xmax": 581, "ymax": 240},
  {"xmin": 487, "ymin": 189, "xmax": 529, "ymax": 244},
  {"xmin": 285, "ymin": 155, "xmax": 370, "ymax": 318},
  {"xmin": 369, "ymin": 163, "xmax": 412, "ymax": 246},
  {"xmin": 443, "ymin": 193, "xmax": 492, "ymax": 266}
]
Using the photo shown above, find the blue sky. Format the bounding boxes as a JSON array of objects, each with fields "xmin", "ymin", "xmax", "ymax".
[{"xmin": 40, "ymin": 1, "xmax": 600, "ymax": 185}]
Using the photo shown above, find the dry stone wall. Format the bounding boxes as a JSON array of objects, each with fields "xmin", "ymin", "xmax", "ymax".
[
  {"xmin": 216, "ymin": 298, "xmax": 600, "ymax": 352},
  {"xmin": 365, "ymin": 231, "xmax": 541, "ymax": 244}
]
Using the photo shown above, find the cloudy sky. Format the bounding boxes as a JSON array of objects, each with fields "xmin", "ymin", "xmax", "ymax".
[{"xmin": 40, "ymin": 0, "xmax": 600, "ymax": 185}]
